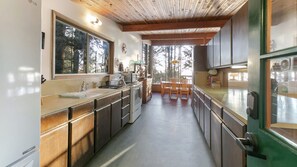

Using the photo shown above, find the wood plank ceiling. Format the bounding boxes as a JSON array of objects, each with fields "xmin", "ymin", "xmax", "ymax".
[{"xmin": 73, "ymin": 0, "xmax": 248, "ymax": 45}]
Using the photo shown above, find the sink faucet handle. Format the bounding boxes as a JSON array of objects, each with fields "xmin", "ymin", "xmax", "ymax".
[{"xmin": 81, "ymin": 81, "xmax": 87, "ymax": 91}]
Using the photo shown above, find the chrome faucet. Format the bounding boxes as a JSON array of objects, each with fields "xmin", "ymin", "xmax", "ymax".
[{"xmin": 80, "ymin": 81, "xmax": 88, "ymax": 92}]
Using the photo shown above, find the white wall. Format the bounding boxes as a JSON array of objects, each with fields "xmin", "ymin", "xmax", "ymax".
[{"xmin": 41, "ymin": 0, "xmax": 142, "ymax": 80}]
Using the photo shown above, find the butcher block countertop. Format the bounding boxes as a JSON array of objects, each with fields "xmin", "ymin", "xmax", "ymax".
[
  {"xmin": 196, "ymin": 85, "xmax": 248, "ymax": 124},
  {"xmin": 41, "ymin": 87, "xmax": 130, "ymax": 118}
]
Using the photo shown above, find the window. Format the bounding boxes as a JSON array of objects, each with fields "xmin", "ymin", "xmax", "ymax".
[
  {"xmin": 152, "ymin": 45, "xmax": 193, "ymax": 83},
  {"xmin": 266, "ymin": 55, "xmax": 297, "ymax": 144},
  {"xmin": 142, "ymin": 43, "xmax": 151, "ymax": 77},
  {"xmin": 227, "ymin": 71, "xmax": 248, "ymax": 88},
  {"xmin": 55, "ymin": 19, "xmax": 110, "ymax": 75}
]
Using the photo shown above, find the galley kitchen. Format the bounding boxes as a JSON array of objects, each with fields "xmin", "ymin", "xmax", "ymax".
[{"xmin": 1, "ymin": 0, "xmax": 297, "ymax": 167}]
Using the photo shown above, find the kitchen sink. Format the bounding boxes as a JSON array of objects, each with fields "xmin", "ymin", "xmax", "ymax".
[
  {"xmin": 59, "ymin": 92, "xmax": 87, "ymax": 98},
  {"xmin": 59, "ymin": 89, "xmax": 109, "ymax": 99}
]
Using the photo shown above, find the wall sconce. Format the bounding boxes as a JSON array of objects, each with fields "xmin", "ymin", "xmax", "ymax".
[{"xmin": 88, "ymin": 15, "xmax": 102, "ymax": 26}]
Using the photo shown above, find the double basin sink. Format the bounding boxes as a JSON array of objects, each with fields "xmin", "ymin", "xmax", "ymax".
[{"xmin": 59, "ymin": 88, "xmax": 112, "ymax": 99}]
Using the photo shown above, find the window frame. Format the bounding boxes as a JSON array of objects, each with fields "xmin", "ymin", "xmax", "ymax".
[{"xmin": 52, "ymin": 12, "xmax": 113, "ymax": 79}]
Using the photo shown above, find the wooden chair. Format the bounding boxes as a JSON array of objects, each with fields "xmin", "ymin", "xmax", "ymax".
[
  {"xmin": 169, "ymin": 79, "xmax": 179, "ymax": 99},
  {"xmin": 160, "ymin": 78, "xmax": 170, "ymax": 96},
  {"xmin": 180, "ymin": 79, "xmax": 190, "ymax": 100}
]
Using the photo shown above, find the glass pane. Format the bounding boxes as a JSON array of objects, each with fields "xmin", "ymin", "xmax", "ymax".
[
  {"xmin": 88, "ymin": 35, "xmax": 109, "ymax": 73},
  {"xmin": 152, "ymin": 45, "xmax": 193, "ymax": 83},
  {"xmin": 266, "ymin": 55, "xmax": 297, "ymax": 144},
  {"xmin": 55, "ymin": 20, "xmax": 87, "ymax": 74},
  {"xmin": 267, "ymin": 0, "xmax": 297, "ymax": 52}
]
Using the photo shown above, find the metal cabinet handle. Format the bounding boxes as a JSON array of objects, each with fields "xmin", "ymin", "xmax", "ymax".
[
  {"xmin": 236, "ymin": 137, "xmax": 252, "ymax": 151},
  {"xmin": 236, "ymin": 132, "xmax": 267, "ymax": 160}
]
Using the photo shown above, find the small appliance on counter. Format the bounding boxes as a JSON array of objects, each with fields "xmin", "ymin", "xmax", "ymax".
[
  {"xmin": 123, "ymin": 72, "xmax": 138, "ymax": 83},
  {"xmin": 108, "ymin": 73, "xmax": 126, "ymax": 89}
]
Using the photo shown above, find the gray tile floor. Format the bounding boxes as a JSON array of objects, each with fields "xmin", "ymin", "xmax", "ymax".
[{"xmin": 86, "ymin": 93, "xmax": 216, "ymax": 167}]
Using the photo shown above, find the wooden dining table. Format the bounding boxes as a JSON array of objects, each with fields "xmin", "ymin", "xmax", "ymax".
[
  {"xmin": 161, "ymin": 81, "xmax": 192, "ymax": 87},
  {"xmin": 161, "ymin": 81, "xmax": 192, "ymax": 93}
]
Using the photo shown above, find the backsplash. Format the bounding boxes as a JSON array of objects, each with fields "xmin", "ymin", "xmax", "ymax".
[{"xmin": 41, "ymin": 75, "xmax": 108, "ymax": 96}]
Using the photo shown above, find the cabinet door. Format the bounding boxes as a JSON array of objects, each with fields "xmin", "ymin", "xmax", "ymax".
[
  {"xmin": 199, "ymin": 99, "xmax": 205, "ymax": 133},
  {"xmin": 204, "ymin": 105, "xmax": 211, "ymax": 148},
  {"xmin": 213, "ymin": 32, "xmax": 221, "ymax": 67},
  {"xmin": 40, "ymin": 124, "xmax": 68, "ymax": 167},
  {"xmin": 95, "ymin": 105, "xmax": 111, "ymax": 152},
  {"xmin": 70, "ymin": 113, "xmax": 94, "ymax": 167},
  {"xmin": 232, "ymin": 2, "xmax": 248, "ymax": 64},
  {"xmin": 111, "ymin": 99, "xmax": 122, "ymax": 137},
  {"xmin": 196, "ymin": 96, "xmax": 200, "ymax": 122},
  {"xmin": 220, "ymin": 19, "xmax": 232, "ymax": 66},
  {"xmin": 222, "ymin": 124, "xmax": 246, "ymax": 167},
  {"xmin": 207, "ymin": 39, "xmax": 214, "ymax": 69},
  {"xmin": 211, "ymin": 111, "xmax": 222, "ymax": 167},
  {"xmin": 193, "ymin": 96, "xmax": 197, "ymax": 117}
]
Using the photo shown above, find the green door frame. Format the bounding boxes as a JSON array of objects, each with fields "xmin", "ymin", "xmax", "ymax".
[{"xmin": 248, "ymin": 0, "xmax": 297, "ymax": 166}]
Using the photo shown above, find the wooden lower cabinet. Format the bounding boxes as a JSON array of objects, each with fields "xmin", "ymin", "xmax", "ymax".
[
  {"xmin": 211, "ymin": 111, "xmax": 222, "ymax": 167},
  {"xmin": 70, "ymin": 112, "xmax": 94, "ymax": 167},
  {"xmin": 111, "ymin": 99, "xmax": 122, "ymax": 137},
  {"xmin": 40, "ymin": 124, "xmax": 68, "ymax": 167},
  {"xmin": 95, "ymin": 105, "xmax": 111, "ymax": 152},
  {"xmin": 204, "ymin": 105, "xmax": 211, "ymax": 148},
  {"xmin": 222, "ymin": 124, "xmax": 246, "ymax": 167},
  {"xmin": 199, "ymin": 100, "xmax": 205, "ymax": 133},
  {"xmin": 196, "ymin": 97, "xmax": 200, "ymax": 122}
]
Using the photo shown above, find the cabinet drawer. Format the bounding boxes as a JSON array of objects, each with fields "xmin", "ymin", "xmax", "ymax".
[
  {"xmin": 122, "ymin": 104, "xmax": 130, "ymax": 117},
  {"xmin": 95, "ymin": 96, "xmax": 110, "ymax": 109},
  {"xmin": 222, "ymin": 124, "xmax": 246, "ymax": 167},
  {"xmin": 199, "ymin": 91, "xmax": 204, "ymax": 101},
  {"xmin": 211, "ymin": 100, "xmax": 223, "ymax": 118},
  {"xmin": 41, "ymin": 109, "xmax": 68, "ymax": 133},
  {"xmin": 110, "ymin": 92, "xmax": 122, "ymax": 103},
  {"xmin": 122, "ymin": 113, "xmax": 130, "ymax": 127},
  {"xmin": 204, "ymin": 94, "xmax": 211, "ymax": 108},
  {"xmin": 122, "ymin": 95, "xmax": 130, "ymax": 106},
  {"xmin": 40, "ymin": 124, "xmax": 68, "ymax": 167},
  {"xmin": 223, "ymin": 109, "xmax": 246, "ymax": 138},
  {"xmin": 122, "ymin": 89, "xmax": 130, "ymax": 97},
  {"xmin": 70, "ymin": 102, "xmax": 94, "ymax": 119}
]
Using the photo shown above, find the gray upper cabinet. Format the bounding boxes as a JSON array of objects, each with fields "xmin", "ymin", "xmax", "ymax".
[
  {"xmin": 232, "ymin": 2, "xmax": 248, "ymax": 64},
  {"xmin": 213, "ymin": 32, "xmax": 221, "ymax": 67},
  {"xmin": 207, "ymin": 39, "xmax": 214, "ymax": 69},
  {"xmin": 220, "ymin": 19, "xmax": 232, "ymax": 66}
]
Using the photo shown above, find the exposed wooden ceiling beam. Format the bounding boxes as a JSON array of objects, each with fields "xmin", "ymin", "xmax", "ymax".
[
  {"xmin": 151, "ymin": 39, "xmax": 210, "ymax": 46},
  {"xmin": 122, "ymin": 20, "xmax": 227, "ymax": 32},
  {"xmin": 142, "ymin": 32, "xmax": 217, "ymax": 40}
]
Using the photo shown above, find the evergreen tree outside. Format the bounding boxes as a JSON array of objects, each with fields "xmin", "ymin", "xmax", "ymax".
[{"xmin": 152, "ymin": 45, "xmax": 193, "ymax": 83}]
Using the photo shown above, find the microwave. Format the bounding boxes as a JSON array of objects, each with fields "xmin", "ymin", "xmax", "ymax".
[{"xmin": 124, "ymin": 73, "xmax": 138, "ymax": 83}]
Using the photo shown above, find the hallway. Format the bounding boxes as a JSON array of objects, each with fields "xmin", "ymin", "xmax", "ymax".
[{"xmin": 86, "ymin": 93, "xmax": 216, "ymax": 167}]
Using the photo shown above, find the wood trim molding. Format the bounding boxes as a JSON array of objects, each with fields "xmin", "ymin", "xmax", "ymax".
[
  {"xmin": 151, "ymin": 39, "xmax": 209, "ymax": 46},
  {"xmin": 142, "ymin": 32, "xmax": 217, "ymax": 40},
  {"xmin": 122, "ymin": 20, "xmax": 228, "ymax": 32},
  {"xmin": 266, "ymin": 60, "xmax": 271, "ymax": 128}
]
